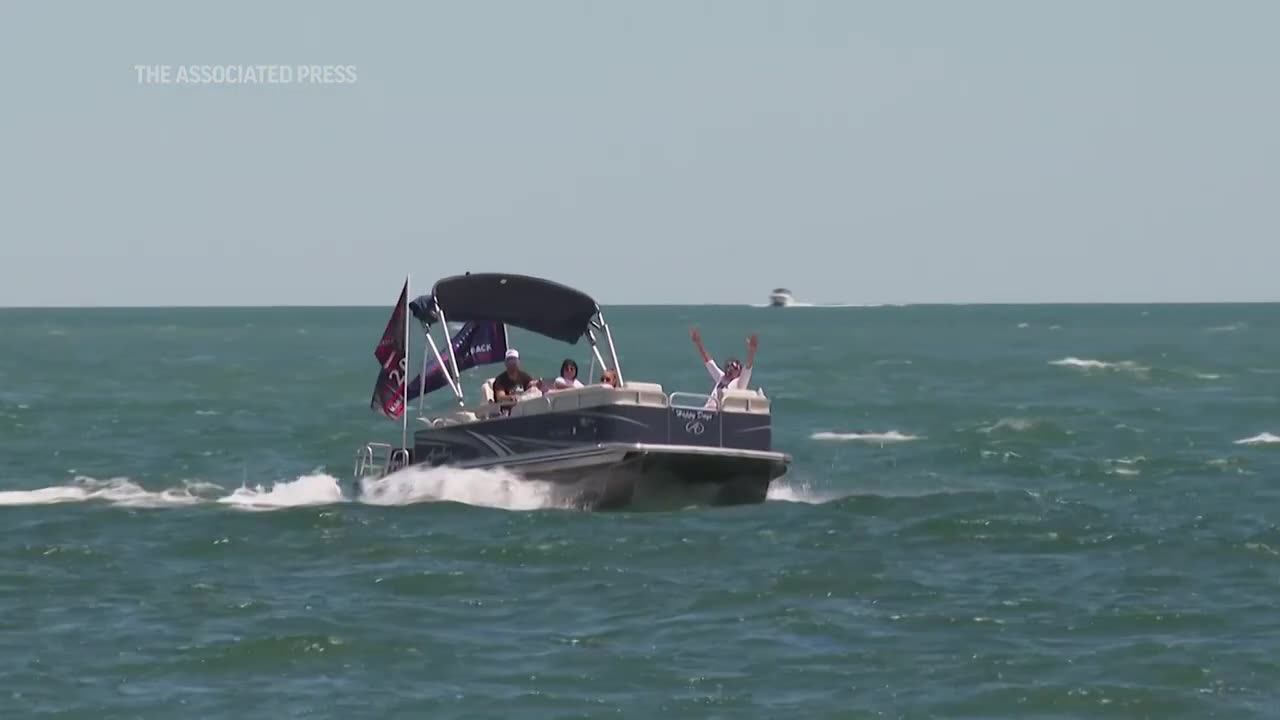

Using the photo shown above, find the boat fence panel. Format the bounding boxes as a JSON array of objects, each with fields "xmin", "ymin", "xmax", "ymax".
[{"xmin": 667, "ymin": 392, "xmax": 725, "ymax": 448}]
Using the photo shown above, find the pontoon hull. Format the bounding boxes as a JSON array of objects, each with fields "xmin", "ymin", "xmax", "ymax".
[
  {"xmin": 361, "ymin": 443, "xmax": 789, "ymax": 511},
  {"xmin": 357, "ymin": 383, "xmax": 790, "ymax": 510}
]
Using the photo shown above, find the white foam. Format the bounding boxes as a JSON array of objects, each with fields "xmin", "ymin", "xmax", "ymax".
[
  {"xmin": 1207, "ymin": 322, "xmax": 1245, "ymax": 333},
  {"xmin": 765, "ymin": 480, "xmax": 844, "ymax": 504},
  {"xmin": 0, "ymin": 466, "xmax": 574, "ymax": 513},
  {"xmin": 810, "ymin": 431, "xmax": 921, "ymax": 443},
  {"xmin": 980, "ymin": 417, "xmax": 1040, "ymax": 433},
  {"xmin": 1049, "ymin": 357, "xmax": 1148, "ymax": 373},
  {"xmin": 357, "ymin": 464, "xmax": 566, "ymax": 511},
  {"xmin": 0, "ymin": 477, "xmax": 211, "ymax": 508},
  {"xmin": 1103, "ymin": 457, "xmax": 1145, "ymax": 476},
  {"xmin": 1234, "ymin": 433, "xmax": 1280, "ymax": 446},
  {"xmin": 216, "ymin": 473, "xmax": 347, "ymax": 511}
]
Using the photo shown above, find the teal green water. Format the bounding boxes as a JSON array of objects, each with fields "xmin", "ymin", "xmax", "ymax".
[{"xmin": 2, "ymin": 304, "xmax": 1279, "ymax": 718}]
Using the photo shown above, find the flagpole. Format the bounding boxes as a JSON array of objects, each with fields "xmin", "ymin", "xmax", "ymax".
[
  {"xmin": 417, "ymin": 325, "xmax": 428, "ymax": 415},
  {"xmin": 401, "ymin": 273, "xmax": 410, "ymax": 454}
]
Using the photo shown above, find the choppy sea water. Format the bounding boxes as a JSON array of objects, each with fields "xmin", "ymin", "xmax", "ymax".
[{"xmin": 2, "ymin": 303, "xmax": 1279, "ymax": 718}]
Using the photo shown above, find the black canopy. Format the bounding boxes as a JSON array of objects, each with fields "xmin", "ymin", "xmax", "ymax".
[{"xmin": 429, "ymin": 273, "xmax": 600, "ymax": 344}]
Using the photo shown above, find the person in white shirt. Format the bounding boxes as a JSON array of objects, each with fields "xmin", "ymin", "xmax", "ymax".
[
  {"xmin": 690, "ymin": 327, "xmax": 758, "ymax": 407},
  {"xmin": 551, "ymin": 358, "xmax": 585, "ymax": 390}
]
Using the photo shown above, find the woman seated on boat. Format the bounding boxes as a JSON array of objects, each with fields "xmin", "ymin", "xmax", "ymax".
[
  {"xmin": 598, "ymin": 368, "xmax": 620, "ymax": 388},
  {"xmin": 550, "ymin": 358, "xmax": 584, "ymax": 390}
]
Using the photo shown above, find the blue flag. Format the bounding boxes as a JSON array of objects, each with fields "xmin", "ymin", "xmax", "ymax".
[{"xmin": 406, "ymin": 320, "xmax": 507, "ymax": 402}]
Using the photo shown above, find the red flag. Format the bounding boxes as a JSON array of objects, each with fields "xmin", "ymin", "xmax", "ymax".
[{"xmin": 370, "ymin": 280, "xmax": 409, "ymax": 419}]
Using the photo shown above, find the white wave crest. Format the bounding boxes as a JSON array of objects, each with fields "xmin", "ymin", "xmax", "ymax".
[
  {"xmin": 1207, "ymin": 322, "xmax": 1246, "ymax": 333},
  {"xmin": 216, "ymin": 473, "xmax": 347, "ymax": 511},
  {"xmin": 0, "ymin": 477, "xmax": 213, "ymax": 508},
  {"xmin": 765, "ymin": 479, "xmax": 846, "ymax": 504},
  {"xmin": 811, "ymin": 431, "xmax": 921, "ymax": 443},
  {"xmin": 357, "ymin": 464, "xmax": 567, "ymax": 511},
  {"xmin": 1049, "ymin": 357, "xmax": 1148, "ymax": 373},
  {"xmin": 980, "ymin": 417, "xmax": 1041, "ymax": 433},
  {"xmin": 0, "ymin": 466, "xmax": 579, "ymax": 513},
  {"xmin": 1234, "ymin": 433, "xmax": 1280, "ymax": 446}
]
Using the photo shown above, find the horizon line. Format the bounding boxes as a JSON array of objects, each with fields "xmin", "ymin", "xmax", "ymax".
[{"xmin": 2, "ymin": 299, "xmax": 1278, "ymax": 311}]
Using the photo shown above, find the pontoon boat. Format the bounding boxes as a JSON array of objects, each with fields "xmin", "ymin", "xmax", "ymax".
[{"xmin": 354, "ymin": 273, "xmax": 791, "ymax": 510}]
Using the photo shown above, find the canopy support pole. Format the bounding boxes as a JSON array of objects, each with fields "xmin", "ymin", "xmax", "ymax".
[
  {"xmin": 586, "ymin": 329, "xmax": 608, "ymax": 378},
  {"xmin": 423, "ymin": 327, "xmax": 462, "ymax": 402},
  {"xmin": 416, "ymin": 325, "xmax": 429, "ymax": 415},
  {"xmin": 435, "ymin": 302, "xmax": 466, "ymax": 406},
  {"xmin": 596, "ymin": 310, "xmax": 623, "ymax": 385}
]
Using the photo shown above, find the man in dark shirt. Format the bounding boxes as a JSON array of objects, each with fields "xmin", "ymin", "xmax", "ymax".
[{"xmin": 492, "ymin": 348, "xmax": 535, "ymax": 404}]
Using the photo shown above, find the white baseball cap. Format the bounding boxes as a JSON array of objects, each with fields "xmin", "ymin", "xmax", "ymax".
[{"xmin": 505, "ymin": 349, "xmax": 519, "ymax": 360}]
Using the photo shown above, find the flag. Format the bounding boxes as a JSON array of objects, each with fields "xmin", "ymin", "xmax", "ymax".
[
  {"xmin": 370, "ymin": 280, "xmax": 409, "ymax": 419},
  {"xmin": 406, "ymin": 320, "xmax": 507, "ymax": 402}
]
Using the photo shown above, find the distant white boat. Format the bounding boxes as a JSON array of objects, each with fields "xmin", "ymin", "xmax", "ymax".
[{"xmin": 767, "ymin": 288, "xmax": 794, "ymax": 307}]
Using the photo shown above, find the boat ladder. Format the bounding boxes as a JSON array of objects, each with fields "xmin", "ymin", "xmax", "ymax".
[{"xmin": 353, "ymin": 442, "xmax": 411, "ymax": 482}]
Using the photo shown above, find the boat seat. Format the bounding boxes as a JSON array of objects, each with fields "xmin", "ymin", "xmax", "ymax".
[
  {"xmin": 508, "ymin": 393, "xmax": 553, "ymax": 417},
  {"xmin": 472, "ymin": 403, "xmax": 504, "ymax": 419},
  {"xmin": 547, "ymin": 386, "xmax": 591, "ymax": 411},
  {"xmin": 718, "ymin": 388, "xmax": 771, "ymax": 414},
  {"xmin": 618, "ymin": 381, "xmax": 668, "ymax": 407},
  {"xmin": 417, "ymin": 409, "xmax": 480, "ymax": 427},
  {"xmin": 480, "ymin": 379, "xmax": 495, "ymax": 403},
  {"xmin": 547, "ymin": 382, "xmax": 669, "ymax": 411}
]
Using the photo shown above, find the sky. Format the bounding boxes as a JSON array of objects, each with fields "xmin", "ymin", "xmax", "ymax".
[{"xmin": 1, "ymin": 0, "xmax": 1277, "ymax": 307}]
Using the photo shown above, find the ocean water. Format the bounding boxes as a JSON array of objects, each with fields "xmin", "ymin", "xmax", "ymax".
[{"xmin": 2, "ymin": 303, "xmax": 1279, "ymax": 718}]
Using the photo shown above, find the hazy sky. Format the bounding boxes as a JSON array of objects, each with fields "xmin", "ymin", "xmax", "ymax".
[{"xmin": 2, "ymin": 1, "xmax": 1277, "ymax": 306}]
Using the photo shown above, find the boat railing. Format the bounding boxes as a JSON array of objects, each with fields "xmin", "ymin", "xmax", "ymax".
[
  {"xmin": 668, "ymin": 391, "xmax": 720, "ymax": 410},
  {"xmin": 413, "ymin": 384, "xmax": 767, "ymax": 429},
  {"xmin": 354, "ymin": 442, "xmax": 411, "ymax": 481}
]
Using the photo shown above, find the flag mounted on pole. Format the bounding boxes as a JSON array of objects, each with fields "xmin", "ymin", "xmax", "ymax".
[
  {"xmin": 370, "ymin": 279, "xmax": 410, "ymax": 420},
  {"xmin": 406, "ymin": 319, "xmax": 508, "ymax": 403}
]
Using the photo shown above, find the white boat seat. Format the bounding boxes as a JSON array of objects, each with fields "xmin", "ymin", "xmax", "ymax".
[{"xmin": 717, "ymin": 388, "xmax": 770, "ymax": 413}]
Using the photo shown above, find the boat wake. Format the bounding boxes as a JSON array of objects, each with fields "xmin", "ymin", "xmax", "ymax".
[
  {"xmin": 2, "ymin": 465, "xmax": 843, "ymax": 512},
  {"xmin": 357, "ymin": 465, "xmax": 566, "ymax": 511},
  {"xmin": 0, "ymin": 466, "xmax": 571, "ymax": 512},
  {"xmin": 0, "ymin": 477, "xmax": 219, "ymax": 508},
  {"xmin": 764, "ymin": 479, "xmax": 847, "ymax": 504}
]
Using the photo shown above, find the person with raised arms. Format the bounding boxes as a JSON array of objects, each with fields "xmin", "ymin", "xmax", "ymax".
[{"xmin": 690, "ymin": 328, "xmax": 758, "ymax": 406}]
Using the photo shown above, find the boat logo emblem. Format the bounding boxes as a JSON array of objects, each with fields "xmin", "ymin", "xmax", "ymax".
[{"xmin": 685, "ymin": 420, "xmax": 705, "ymax": 435}]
